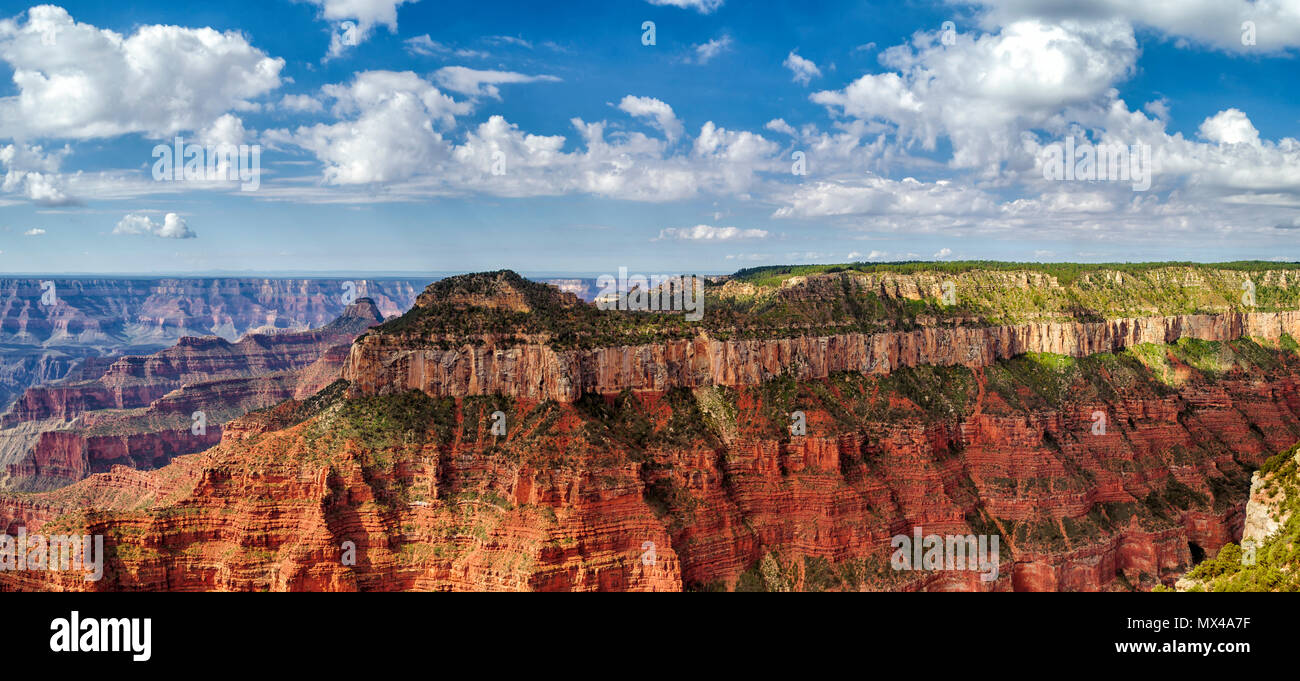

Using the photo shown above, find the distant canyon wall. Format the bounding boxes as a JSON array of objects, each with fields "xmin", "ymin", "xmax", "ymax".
[{"xmin": 0, "ymin": 277, "xmax": 425, "ymax": 347}]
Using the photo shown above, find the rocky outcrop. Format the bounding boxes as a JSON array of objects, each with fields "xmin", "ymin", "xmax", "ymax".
[
  {"xmin": 346, "ymin": 311, "xmax": 1300, "ymax": 402},
  {"xmin": 1243, "ymin": 449, "xmax": 1298, "ymax": 545}
]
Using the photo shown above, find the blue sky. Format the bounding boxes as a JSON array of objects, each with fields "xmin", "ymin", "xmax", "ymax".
[{"xmin": 2, "ymin": 0, "xmax": 1299, "ymax": 275}]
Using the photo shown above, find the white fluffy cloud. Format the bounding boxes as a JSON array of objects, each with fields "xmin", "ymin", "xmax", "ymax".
[
  {"xmin": 114, "ymin": 212, "xmax": 195, "ymax": 238},
  {"xmin": 266, "ymin": 71, "xmax": 470, "ymax": 184},
  {"xmin": 306, "ymin": 0, "xmax": 418, "ymax": 58},
  {"xmin": 812, "ymin": 18, "xmax": 1138, "ymax": 168},
  {"xmin": 263, "ymin": 70, "xmax": 782, "ymax": 202},
  {"xmin": 783, "ymin": 51, "xmax": 821, "ymax": 86},
  {"xmin": 0, "ymin": 142, "xmax": 71, "ymax": 204},
  {"xmin": 0, "ymin": 6, "xmax": 284, "ymax": 139},
  {"xmin": 432, "ymin": 66, "xmax": 560, "ymax": 99},
  {"xmin": 972, "ymin": 0, "xmax": 1300, "ymax": 52},
  {"xmin": 655, "ymin": 224, "xmax": 768, "ymax": 240},
  {"xmin": 1198, "ymin": 108, "xmax": 1260, "ymax": 145},
  {"xmin": 618, "ymin": 95, "xmax": 685, "ymax": 144},
  {"xmin": 774, "ymin": 175, "xmax": 998, "ymax": 218}
]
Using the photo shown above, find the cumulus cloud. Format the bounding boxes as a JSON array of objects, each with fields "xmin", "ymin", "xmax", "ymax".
[
  {"xmin": 811, "ymin": 18, "xmax": 1138, "ymax": 168},
  {"xmin": 220, "ymin": 10, "xmax": 1300, "ymax": 253},
  {"xmin": 765, "ymin": 119, "xmax": 798, "ymax": 137},
  {"xmin": 971, "ymin": 0, "xmax": 1300, "ymax": 52},
  {"xmin": 264, "ymin": 70, "xmax": 470, "ymax": 184},
  {"xmin": 304, "ymin": 0, "xmax": 418, "ymax": 58},
  {"xmin": 1, "ymin": 142, "xmax": 72, "ymax": 204},
  {"xmin": 114, "ymin": 212, "xmax": 195, "ymax": 238},
  {"xmin": 23, "ymin": 227, "xmax": 44, "ymax": 235},
  {"xmin": 655, "ymin": 224, "xmax": 768, "ymax": 240},
  {"xmin": 618, "ymin": 95, "xmax": 685, "ymax": 143},
  {"xmin": 1199, "ymin": 108, "xmax": 1260, "ymax": 145},
  {"xmin": 265, "ymin": 69, "xmax": 781, "ymax": 202},
  {"xmin": 432, "ymin": 66, "xmax": 560, "ymax": 99},
  {"xmin": 0, "ymin": 6, "xmax": 284, "ymax": 139},
  {"xmin": 774, "ymin": 175, "xmax": 997, "ymax": 218},
  {"xmin": 199, "ymin": 113, "xmax": 249, "ymax": 147},
  {"xmin": 783, "ymin": 51, "xmax": 822, "ymax": 85}
]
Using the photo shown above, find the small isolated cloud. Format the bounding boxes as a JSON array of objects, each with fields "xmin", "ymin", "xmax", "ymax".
[
  {"xmin": 692, "ymin": 35, "xmax": 733, "ymax": 64},
  {"xmin": 484, "ymin": 35, "xmax": 532, "ymax": 48},
  {"xmin": 404, "ymin": 35, "xmax": 489, "ymax": 58},
  {"xmin": 308, "ymin": 0, "xmax": 418, "ymax": 59},
  {"xmin": 24, "ymin": 228, "xmax": 45, "ymax": 236},
  {"xmin": 432, "ymin": 66, "xmax": 560, "ymax": 99},
  {"xmin": 933, "ymin": 247, "xmax": 953, "ymax": 259},
  {"xmin": 784, "ymin": 51, "xmax": 822, "ymax": 86},
  {"xmin": 646, "ymin": 0, "xmax": 724, "ymax": 13},
  {"xmin": 618, "ymin": 95, "xmax": 685, "ymax": 143},
  {"xmin": 765, "ymin": 119, "xmax": 797, "ymax": 136},
  {"xmin": 656, "ymin": 224, "xmax": 768, "ymax": 240},
  {"xmin": 1199, "ymin": 108, "xmax": 1260, "ymax": 146},
  {"xmin": 114, "ymin": 213, "xmax": 196, "ymax": 239}
]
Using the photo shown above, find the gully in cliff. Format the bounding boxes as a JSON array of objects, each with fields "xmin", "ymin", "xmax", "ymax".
[
  {"xmin": 891, "ymin": 527, "xmax": 1000, "ymax": 582},
  {"xmin": 0, "ymin": 530, "xmax": 104, "ymax": 582}
]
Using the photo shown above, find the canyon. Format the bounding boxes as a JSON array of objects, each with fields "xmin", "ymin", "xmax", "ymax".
[
  {"xmin": 0, "ymin": 277, "xmax": 425, "ymax": 407},
  {"xmin": 0, "ymin": 298, "xmax": 386, "ymax": 491},
  {"xmin": 2, "ymin": 265, "xmax": 1299, "ymax": 591}
]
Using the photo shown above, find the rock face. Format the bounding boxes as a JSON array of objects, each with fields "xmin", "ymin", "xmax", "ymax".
[
  {"xmin": 5, "ymin": 330, "xmax": 1300, "ymax": 591},
  {"xmin": 345, "ymin": 311, "xmax": 1300, "ymax": 402},
  {"xmin": 0, "ymin": 299, "xmax": 386, "ymax": 491},
  {"xmin": 5, "ymin": 267, "xmax": 1300, "ymax": 592},
  {"xmin": 1242, "ymin": 449, "xmax": 1298, "ymax": 545}
]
